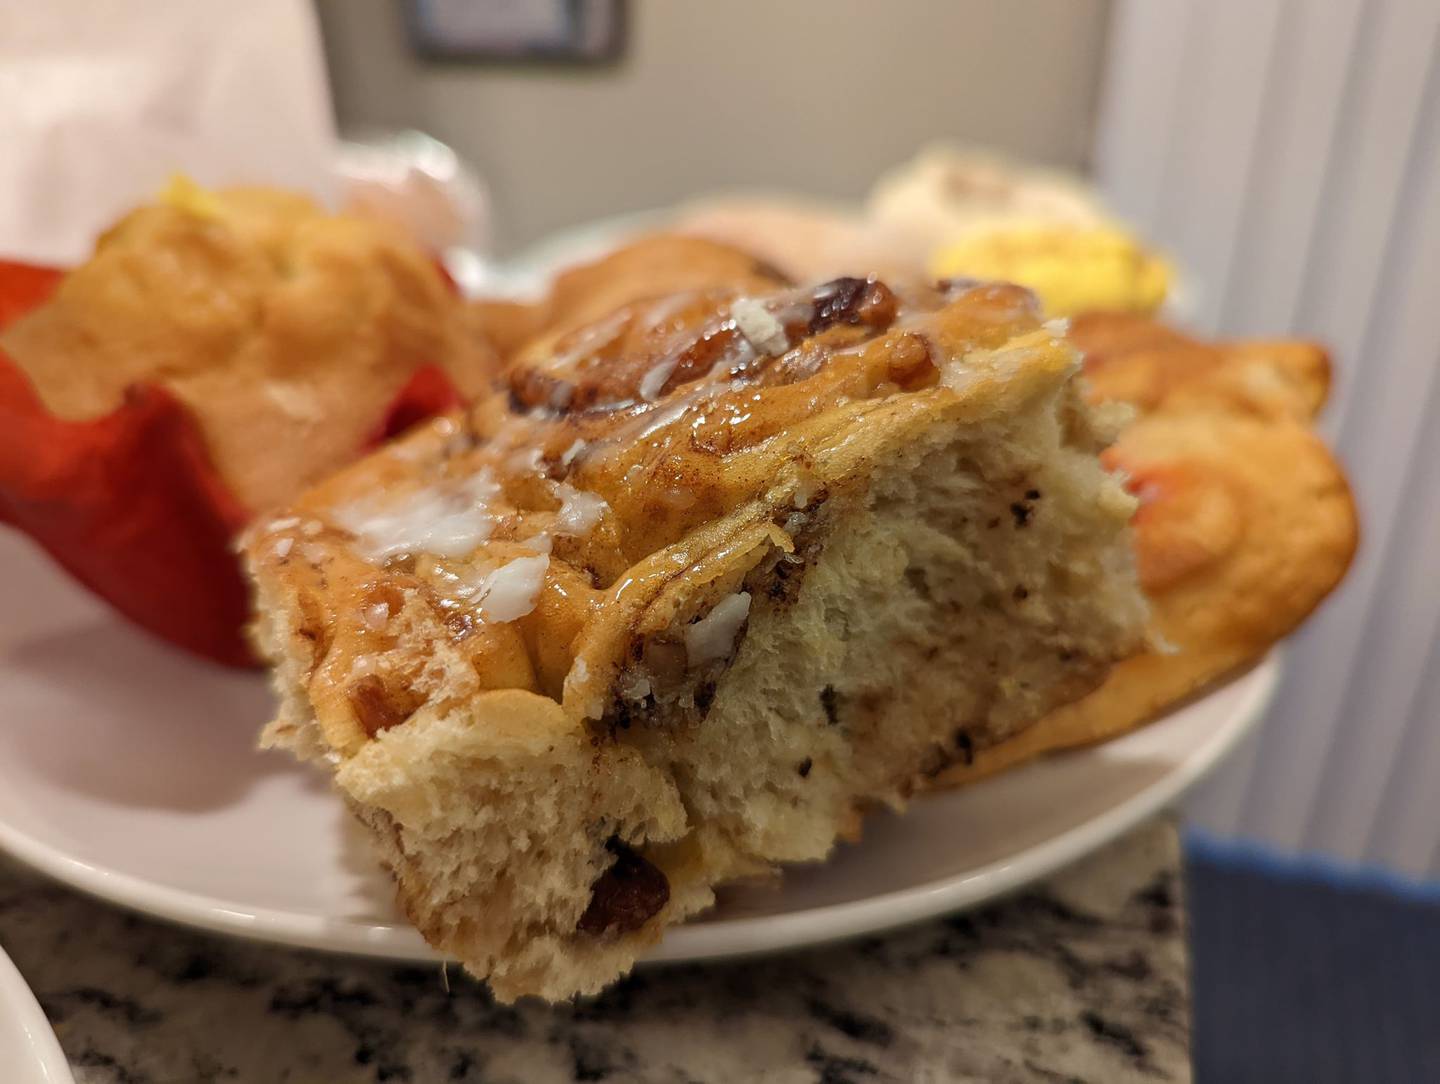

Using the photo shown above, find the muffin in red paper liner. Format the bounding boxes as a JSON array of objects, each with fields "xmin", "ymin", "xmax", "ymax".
[{"xmin": 0, "ymin": 185, "xmax": 496, "ymax": 665}]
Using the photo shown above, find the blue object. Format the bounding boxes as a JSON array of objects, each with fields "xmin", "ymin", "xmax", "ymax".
[{"xmin": 1186, "ymin": 828, "xmax": 1440, "ymax": 1083}]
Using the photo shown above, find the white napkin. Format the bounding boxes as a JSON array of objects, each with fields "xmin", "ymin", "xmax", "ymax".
[{"xmin": 0, "ymin": 0, "xmax": 337, "ymax": 266}]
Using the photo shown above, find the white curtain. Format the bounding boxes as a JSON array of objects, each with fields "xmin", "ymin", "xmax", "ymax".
[{"xmin": 1094, "ymin": 0, "xmax": 1440, "ymax": 875}]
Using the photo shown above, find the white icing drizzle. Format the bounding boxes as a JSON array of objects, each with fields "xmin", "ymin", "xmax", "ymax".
[
  {"xmin": 545, "ymin": 307, "xmax": 631, "ymax": 375},
  {"xmin": 617, "ymin": 669, "xmax": 653, "ymax": 702},
  {"xmin": 272, "ymin": 536, "xmax": 294, "ymax": 559},
  {"xmin": 560, "ymin": 439, "xmax": 588, "ymax": 468},
  {"xmin": 639, "ymin": 355, "xmax": 681, "ymax": 402},
  {"xmin": 939, "ymin": 363, "xmax": 980, "ymax": 394},
  {"xmin": 939, "ymin": 336, "xmax": 1055, "ymax": 394},
  {"xmin": 685, "ymin": 591, "xmax": 752, "ymax": 667},
  {"xmin": 504, "ymin": 446, "xmax": 546, "ymax": 478},
  {"xmin": 641, "ymin": 291, "xmax": 698, "ymax": 327},
  {"xmin": 553, "ymin": 482, "xmax": 609, "ymax": 536},
  {"xmin": 612, "ymin": 375, "xmax": 747, "ymax": 454},
  {"xmin": 332, "ymin": 469, "xmax": 500, "ymax": 562},
  {"xmin": 474, "ymin": 555, "xmax": 549, "ymax": 623},
  {"xmin": 731, "ymin": 297, "xmax": 789, "ymax": 356},
  {"xmin": 362, "ymin": 601, "xmax": 390, "ymax": 630}
]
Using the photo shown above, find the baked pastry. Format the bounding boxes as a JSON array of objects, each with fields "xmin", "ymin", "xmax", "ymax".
[
  {"xmin": 537, "ymin": 233, "xmax": 793, "ymax": 336},
  {"xmin": 1072, "ymin": 312, "xmax": 1330, "ymax": 422},
  {"xmin": 0, "ymin": 183, "xmax": 495, "ymax": 663},
  {"xmin": 935, "ymin": 319, "xmax": 1356, "ymax": 785},
  {"xmin": 670, "ymin": 196, "xmax": 920, "ymax": 284},
  {"xmin": 466, "ymin": 234, "xmax": 804, "ymax": 367},
  {"xmin": 667, "ymin": 151, "xmax": 1169, "ymax": 317},
  {"xmin": 867, "ymin": 145, "xmax": 1110, "ymax": 247},
  {"xmin": 865, "ymin": 147, "xmax": 1170, "ymax": 317},
  {"xmin": 3, "ymin": 182, "xmax": 495, "ymax": 511},
  {"xmin": 245, "ymin": 239, "xmax": 1149, "ymax": 1000},
  {"xmin": 930, "ymin": 224, "xmax": 1171, "ymax": 318}
]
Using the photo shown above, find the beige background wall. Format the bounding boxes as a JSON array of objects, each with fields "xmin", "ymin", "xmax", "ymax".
[{"xmin": 316, "ymin": 0, "xmax": 1111, "ymax": 252}]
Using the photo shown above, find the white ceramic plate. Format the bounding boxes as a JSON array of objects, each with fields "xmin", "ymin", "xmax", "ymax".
[
  {"xmin": 0, "ymin": 530, "xmax": 1274, "ymax": 964},
  {"xmin": 0, "ymin": 942, "xmax": 72, "ymax": 1084}
]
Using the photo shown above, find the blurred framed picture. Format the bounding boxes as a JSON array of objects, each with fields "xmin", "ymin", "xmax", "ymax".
[{"xmin": 407, "ymin": 0, "xmax": 626, "ymax": 63}]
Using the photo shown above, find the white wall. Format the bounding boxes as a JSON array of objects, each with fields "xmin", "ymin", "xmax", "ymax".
[
  {"xmin": 1096, "ymin": 0, "xmax": 1440, "ymax": 876},
  {"xmin": 317, "ymin": 0, "xmax": 1110, "ymax": 252}
]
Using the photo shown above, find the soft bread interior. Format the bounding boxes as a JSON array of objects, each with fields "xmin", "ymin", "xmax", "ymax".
[
  {"xmin": 336, "ymin": 692, "xmax": 700, "ymax": 1000},
  {"xmin": 612, "ymin": 379, "xmax": 1142, "ymax": 868}
]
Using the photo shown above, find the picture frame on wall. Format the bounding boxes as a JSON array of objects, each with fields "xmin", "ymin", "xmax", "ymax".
[{"xmin": 406, "ymin": 0, "xmax": 626, "ymax": 64}]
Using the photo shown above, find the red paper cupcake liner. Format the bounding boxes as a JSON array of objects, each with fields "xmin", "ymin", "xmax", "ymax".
[{"xmin": 0, "ymin": 259, "xmax": 465, "ymax": 667}]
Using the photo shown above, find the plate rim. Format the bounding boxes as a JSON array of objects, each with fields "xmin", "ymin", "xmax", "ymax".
[
  {"xmin": 653, "ymin": 653, "xmax": 1278, "ymax": 961},
  {"xmin": 0, "ymin": 655, "xmax": 1279, "ymax": 966},
  {"xmin": 0, "ymin": 942, "xmax": 74, "ymax": 1084}
]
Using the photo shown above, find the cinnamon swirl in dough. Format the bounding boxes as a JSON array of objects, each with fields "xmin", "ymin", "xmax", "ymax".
[{"xmin": 245, "ymin": 238, "xmax": 1148, "ymax": 1000}]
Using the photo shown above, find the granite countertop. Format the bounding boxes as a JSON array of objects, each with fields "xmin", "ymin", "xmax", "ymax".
[{"xmin": 0, "ymin": 819, "xmax": 1189, "ymax": 1083}]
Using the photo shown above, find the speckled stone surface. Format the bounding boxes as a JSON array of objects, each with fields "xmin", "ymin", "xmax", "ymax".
[{"xmin": 0, "ymin": 819, "xmax": 1189, "ymax": 1083}]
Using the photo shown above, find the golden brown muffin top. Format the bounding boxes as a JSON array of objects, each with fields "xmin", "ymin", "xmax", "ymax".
[
  {"xmin": 1071, "ymin": 311, "xmax": 1330, "ymax": 422},
  {"xmin": 2, "ymin": 185, "xmax": 496, "ymax": 510}
]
